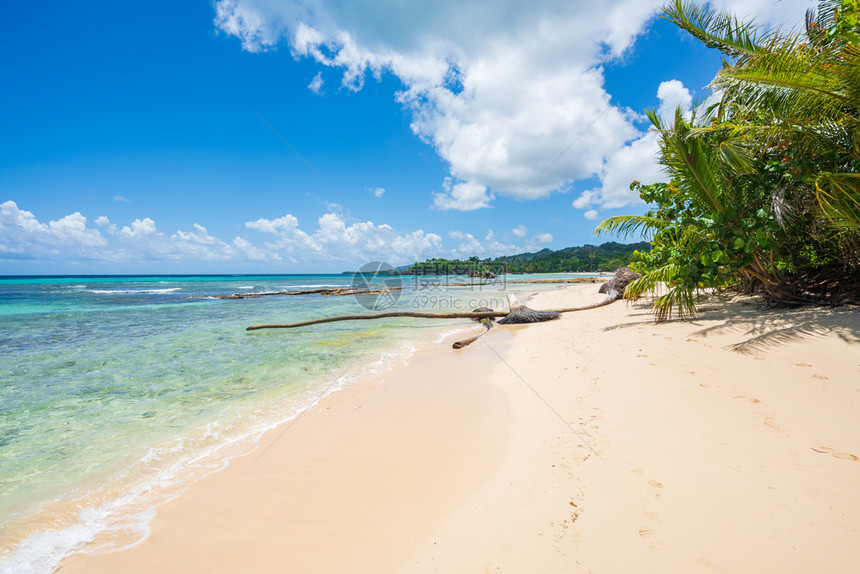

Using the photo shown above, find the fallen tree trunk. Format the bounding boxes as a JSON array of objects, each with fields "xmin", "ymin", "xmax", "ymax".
[
  {"xmin": 245, "ymin": 268, "xmax": 637, "ymax": 332},
  {"xmin": 246, "ymin": 291, "xmax": 621, "ymax": 331},
  {"xmin": 246, "ymin": 310, "xmax": 507, "ymax": 331},
  {"xmin": 498, "ymin": 293, "xmax": 560, "ymax": 324},
  {"xmin": 452, "ymin": 307, "xmax": 495, "ymax": 349}
]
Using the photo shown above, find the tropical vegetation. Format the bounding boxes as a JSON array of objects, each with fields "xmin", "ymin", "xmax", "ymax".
[
  {"xmin": 597, "ymin": 0, "xmax": 860, "ymax": 320},
  {"xmin": 406, "ymin": 241, "xmax": 649, "ymax": 275}
]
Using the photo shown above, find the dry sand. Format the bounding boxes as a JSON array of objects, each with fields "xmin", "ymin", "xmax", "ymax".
[{"xmin": 59, "ymin": 285, "xmax": 860, "ymax": 573}]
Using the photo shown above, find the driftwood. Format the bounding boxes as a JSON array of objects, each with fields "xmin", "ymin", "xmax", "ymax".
[
  {"xmin": 598, "ymin": 267, "xmax": 640, "ymax": 295},
  {"xmin": 246, "ymin": 290, "xmax": 621, "ymax": 331},
  {"xmin": 452, "ymin": 307, "xmax": 495, "ymax": 349},
  {"xmin": 246, "ymin": 310, "xmax": 507, "ymax": 331},
  {"xmin": 246, "ymin": 269, "xmax": 633, "ymax": 336},
  {"xmin": 498, "ymin": 294, "xmax": 561, "ymax": 324}
]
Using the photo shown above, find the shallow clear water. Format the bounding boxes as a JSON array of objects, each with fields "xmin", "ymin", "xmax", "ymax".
[{"xmin": 0, "ymin": 273, "xmax": 595, "ymax": 571}]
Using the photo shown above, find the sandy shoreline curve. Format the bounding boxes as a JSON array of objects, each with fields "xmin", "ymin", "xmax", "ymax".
[{"xmin": 58, "ymin": 284, "xmax": 860, "ymax": 573}]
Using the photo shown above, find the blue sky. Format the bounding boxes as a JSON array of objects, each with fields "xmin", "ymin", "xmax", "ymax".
[{"xmin": 1, "ymin": 0, "xmax": 810, "ymax": 273}]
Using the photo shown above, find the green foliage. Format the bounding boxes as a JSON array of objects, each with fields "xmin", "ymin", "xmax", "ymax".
[
  {"xmin": 406, "ymin": 241, "xmax": 649, "ymax": 275},
  {"xmin": 596, "ymin": 0, "xmax": 860, "ymax": 320}
]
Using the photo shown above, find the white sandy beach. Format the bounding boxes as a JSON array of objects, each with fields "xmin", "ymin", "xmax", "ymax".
[{"xmin": 58, "ymin": 284, "xmax": 860, "ymax": 573}]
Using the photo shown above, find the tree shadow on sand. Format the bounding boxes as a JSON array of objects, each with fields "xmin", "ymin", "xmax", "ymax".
[{"xmin": 602, "ymin": 292, "xmax": 860, "ymax": 355}]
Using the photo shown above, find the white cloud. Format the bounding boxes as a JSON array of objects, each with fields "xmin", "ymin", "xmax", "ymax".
[
  {"xmin": 433, "ymin": 178, "xmax": 493, "ymax": 211},
  {"xmin": 572, "ymin": 190, "xmax": 595, "ymax": 210},
  {"xmin": 0, "ymin": 201, "xmax": 106, "ymax": 258},
  {"xmin": 371, "ymin": 186, "xmax": 385, "ymax": 198},
  {"xmin": 215, "ymin": 0, "xmax": 809, "ymax": 213},
  {"xmin": 512, "ymin": 224, "xmax": 527, "ymax": 238},
  {"xmin": 245, "ymin": 211, "xmax": 443, "ymax": 265},
  {"xmin": 656, "ymin": 79, "xmax": 693, "ymax": 123},
  {"xmin": 447, "ymin": 229, "xmax": 519, "ymax": 258},
  {"xmin": 709, "ymin": 0, "xmax": 812, "ymax": 28},
  {"xmin": 308, "ymin": 71, "xmax": 324, "ymax": 93},
  {"xmin": 233, "ymin": 236, "xmax": 273, "ymax": 261},
  {"xmin": 214, "ymin": 0, "xmax": 664, "ymax": 211},
  {"xmin": 526, "ymin": 231, "xmax": 554, "ymax": 251},
  {"xmin": 114, "ymin": 195, "xmax": 130, "ymax": 203},
  {"xmin": 246, "ymin": 214, "xmax": 300, "ymax": 234},
  {"xmin": 572, "ymin": 79, "xmax": 690, "ymax": 215},
  {"xmin": 120, "ymin": 218, "xmax": 157, "ymax": 238}
]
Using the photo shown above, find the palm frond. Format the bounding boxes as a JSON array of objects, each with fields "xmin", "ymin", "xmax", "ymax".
[
  {"xmin": 624, "ymin": 263, "xmax": 681, "ymax": 299},
  {"xmin": 717, "ymin": 138, "xmax": 756, "ymax": 174},
  {"xmin": 594, "ymin": 215, "xmax": 666, "ymax": 238},
  {"xmin": 623, "ymin": 263, "xmax": 697, "ymax": 321},
  {"xmin": 651, "ymin": 285, "xmax": 697, "ymax": 322},
  {"xmin": 647, "ymin": 108, "xmax": 728, "ymax": 212},
  {"xmin": 663, "ymin": 0, "xmax": 767, "ymax": 58},
  {"xmin": 816, "ymin": 172, "xmax": 860, "ymax": 228}
]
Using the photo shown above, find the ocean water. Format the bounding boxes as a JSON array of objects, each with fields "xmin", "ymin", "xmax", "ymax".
[{"xmin": 0, "ymin": 273, "xmax": 595, "ymax": 572}]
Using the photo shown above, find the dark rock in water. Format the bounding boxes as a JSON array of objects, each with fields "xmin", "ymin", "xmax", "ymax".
[
  {"xmin": 599, "ymin": 267, "xmax": 641, "ymax": 297},
  {"xmin": 468, "ymin": 270, "xmax": 497, "ymax": 279}
]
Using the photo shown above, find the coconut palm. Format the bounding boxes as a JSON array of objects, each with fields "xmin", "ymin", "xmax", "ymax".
[
  {"xmin": 665, "ymin": 0, "xmax": 860, "ymax": 228},
  {"xmin": 597, "ymin": 0, "xmax": 860, "ymax": 320}
]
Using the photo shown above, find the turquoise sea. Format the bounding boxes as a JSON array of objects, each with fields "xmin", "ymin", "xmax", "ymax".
[{"xmin": 0, "ymin": 273, "xmax": 596, "ymax": 572}]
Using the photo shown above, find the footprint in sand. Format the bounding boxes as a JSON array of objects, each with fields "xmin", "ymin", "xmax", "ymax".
[
  {"xmin": 642, "ymin": 510, "xmax": 662, "ymax": 524},
  {"xmin": 648, "ymin": 480, "xmax": 663, "ymax": 489},
  {"xmin": 812, "ymin": 446, "xmax": 859, "ymax": 461},
  {"xmin": 686, "ymin": 338, "xmax": 698, "ymax": 343},
  {"xmin": 734, "ymin": 395, "xmax": 761, "ymax": 404},
  {"xmin": 813, "ymin": 374, "xmax": 829, "ymax": 380},
  {"xmin": 795, "ymin": 362, "xmax": 813, "ymax": 367},
  {"xmin": 637, "ymin": 525, "xmax": 666, "ymax": 549},
  {"xmin": 764, "ymin": 417, "xmax": 781, "ymax": 431}
]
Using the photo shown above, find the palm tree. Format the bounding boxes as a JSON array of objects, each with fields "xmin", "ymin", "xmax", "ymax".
[
  {"xmin": 664, "ymin": 0, "xmax": 860, "ymax": 229},
  {"xmin": 597, "ymin": 0, "xmax": 860, "ymax": 320}
]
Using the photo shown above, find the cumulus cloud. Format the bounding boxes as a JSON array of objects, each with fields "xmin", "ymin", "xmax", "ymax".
[
  {"xmin": 447, "ymin": 229, "xmax": 519, "ymax": 258},
  {"xmin": 526, "ymin": 231, "xmax": 554, "ymax": 251},
  {"xmin": 246, "ymin": 211, "xmax": 443, "ymax": 264},
  {"xmin": 656, "ymin": 79, "xmax": 693, "ymax": 123},
  {"xmin": 433, "ymin": 178, "xmax": 493, "ymax": 211},
  {"xmin": 0, "ymin": 201, "xmax": 106, "ymax": 258},
  {"xmin": 120, "ymin": 218, "xmax": 157, "ymax": 238},
  {"xmin": 308, "ymin": 71, "xmax": 324, "ymax": 93},
  {"xmin": 711, "ymin": 0, "xmax": 812, "ymax": 27},
  {"xmin": 6, "ymin": 201, "xmax": 588, "ymax": 270},
  {"xmin": 371, "ymin": 186, "xmax": 386, "ymax": 198},
  {"xmin": 214, "ymin": 0, "xmax": 662, "ymax": 210},
  {"xmin": 571, "ymin": 79, "xmax": 690, "ymax": 216},
  {"xmin": 214, "ymin": 0, "xmax": 806, "ymax": 213}
]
